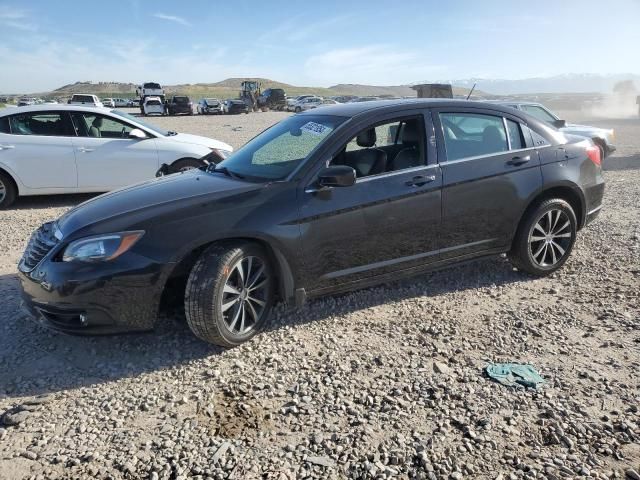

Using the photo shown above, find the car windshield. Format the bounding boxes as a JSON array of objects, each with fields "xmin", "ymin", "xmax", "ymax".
[
  {"xmin": 214, "ymin": 115, "xmax": 346, "ymax": 181},
  {"xmin": 174, "ymin": 97, "xmax": 189, "ymax": 103},
  {"xmin": 206, "ymin": 98, "xmax": 218, "ymax": 103},
  {"xmin": 110, "ymin": 109, "xmax": 169, "ymax": 136}
]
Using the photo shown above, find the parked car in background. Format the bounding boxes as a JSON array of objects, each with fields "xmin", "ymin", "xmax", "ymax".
[
  {"xmin": 127, "ymin": 98, "xmax": 138, "ymax": 107},
  {"xmin": 223, "ymin": 99, "xmax": 250, "ymax": 114},
  {"xmin": 331, "ymin": 95, "xmax": 358, "ymax": 103},
  {"xmin": 102, "ymin": 98, "xmax": 116, "ymax": 108},
  {"xmin": 258, "ymin": 88, "xmax": 287, "ymax": 111},
  {"xmin": 286, "ymin": 95, "xmax": 314, "ymax": 111},
  {"xmin": 496, "ymin": 101, "xmax": 616, "ymax": 158},
  {"xmin": 348, "ymin": 96, "xmax": 378, "ymax": 103},
  {"xmin": 166, "ymin": 96, "xmax": 193, "ymax": 116},
  {"xmin": 16, "ymin": 99, "xmax": 604, "ymax": 347},
  {"xmin": 142, "ymin": 97, "xmax": 165, "ymax": 116},
  {"xmin": 293, "ymin": 96, "xmax": 323, "ymax": 112},
  {"xmin": 197, "ymin": 98, "xmax": 223, "ymax": 115},
  {"xmin": 18, "ymin": 97, "xmax": 38, "ymax": 107},
  {"xmin": 113, "ymin": 98, "xmax": 130, "ymax": 108},
  {"xmin": 0, "ymin": 105, "xmax": 233, "ymax": 208},
  {"xmin": 68, "ymin": 94, "xmax": 103, "ymax": 108}
]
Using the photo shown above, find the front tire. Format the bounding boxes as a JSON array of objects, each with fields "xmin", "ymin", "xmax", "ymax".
[
  {"xmin": 0, "ymin": 172, "xmax": 17, "ymax": 209},
  {"xmin": 185, "ymin": 243, "xmax": 275, "ymax": 347},
  {"xmin": 508, "ymin": 198, "xmax": 577, "ymax": 276}
]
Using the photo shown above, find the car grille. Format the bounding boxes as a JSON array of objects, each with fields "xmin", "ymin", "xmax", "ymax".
[{"xmin": 19, "ymin": 222, "xmax": 59, "ymax": 273}]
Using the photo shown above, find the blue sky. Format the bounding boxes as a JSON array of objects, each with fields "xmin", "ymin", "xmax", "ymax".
[{"xmin": 1, "ymin": 0, "xmax": 639, "ymax": 92}]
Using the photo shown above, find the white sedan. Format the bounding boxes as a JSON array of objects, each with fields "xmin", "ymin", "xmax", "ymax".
[{"xmin": 0, "ymin": 105, "xmax": 233, "ymax": 208}]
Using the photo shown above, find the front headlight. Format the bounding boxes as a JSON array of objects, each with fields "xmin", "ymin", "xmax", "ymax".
[{"xmin": 62, "ymin": 231, "xmax": 144, "ymax": 262}]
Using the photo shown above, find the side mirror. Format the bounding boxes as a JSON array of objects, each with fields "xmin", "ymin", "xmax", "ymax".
[
  {"xmin": 317, "ymin": 166, "xmax": 356, "ymax": 188},
  {"xmin": 552, "ymin": 119, "xmax": 566, "ymax": 129},
  {"xmin": 129, "ymin": 128, "xmax": 147, "ymax": 139}
]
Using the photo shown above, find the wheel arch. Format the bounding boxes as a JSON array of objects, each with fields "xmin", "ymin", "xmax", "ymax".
[
  {"xmin": 0, "ymin": 165, "xmax": 21, "ymax": 195},
  {"xmin": 161, "ymin": 235, "xmax": 296, "ymax": 307},
  {"xmin": 518, "ymin": 183, "xmax": 586, "ymax": 237}
]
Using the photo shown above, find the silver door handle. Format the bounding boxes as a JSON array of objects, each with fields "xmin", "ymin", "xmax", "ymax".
[
  {"xmin": 77, "ymin": 147, "xmax": 95, "ymax": 153},
  {"xmin": 0, "ymin": 144, "xmax": 15, "ymax": 150}
]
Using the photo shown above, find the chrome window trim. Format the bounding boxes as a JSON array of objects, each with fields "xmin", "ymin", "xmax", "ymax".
[
  {"xmin": 355, "ymin": 164, "xmax": 437, "ymax": 183},
  {"xmin": 438, "ymin": 146, "xmax": 538, "ymax": 166}
]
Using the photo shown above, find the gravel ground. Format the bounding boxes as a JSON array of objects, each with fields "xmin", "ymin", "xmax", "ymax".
[{"xmin": 0, "ymin": 111, "xmax": 638, "ymax": 480}]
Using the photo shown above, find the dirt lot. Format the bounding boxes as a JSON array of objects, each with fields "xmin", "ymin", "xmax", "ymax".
[{"xmin": 0, "ymin": 110, "xmax": 638, "ymax": 480}]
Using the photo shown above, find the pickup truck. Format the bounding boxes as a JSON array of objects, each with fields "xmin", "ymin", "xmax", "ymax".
[{"xmin": 68, "ymin": 94, "xmax": 103, "ymax": 108}]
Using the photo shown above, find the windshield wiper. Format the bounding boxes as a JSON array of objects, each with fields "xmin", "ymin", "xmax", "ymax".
[
  {"xmin": 166, "ymin": 130, "xmax": 178, "ymax": 136},
  {"xmin": 211, "ymin": 165, "xmax": 244, "ymax": 180}
]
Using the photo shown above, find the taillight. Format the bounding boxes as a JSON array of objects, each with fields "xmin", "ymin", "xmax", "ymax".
[{"xmin": 586, "ymin": 145, "xmax": 601, "ymax": 166}]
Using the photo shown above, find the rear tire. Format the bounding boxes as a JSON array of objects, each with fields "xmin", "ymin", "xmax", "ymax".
[
  {"xmin": 172, "ymin": 158, "xmax": 202, "ymax": 172},
  {"xmin": 0, "ymin": 172, "xmax": 17, "ymax": 209},
  {"xmin": 508, "ymin": 198, "xmax": 577, "ymax": 276},
  {"xmin": 185, "ymin": 243, "xmax": 275, "ymax": 347}
]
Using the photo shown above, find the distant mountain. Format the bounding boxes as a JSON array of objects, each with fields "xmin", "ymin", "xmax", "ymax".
[{"xmin": 438, "ymin": 74, "xmax": 640, "ymax": 95}]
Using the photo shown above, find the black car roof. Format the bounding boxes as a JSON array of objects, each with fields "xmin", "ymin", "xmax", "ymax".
[{"xmin": 300, "ymin": 98, "xmax": 524, "ymax": 118}]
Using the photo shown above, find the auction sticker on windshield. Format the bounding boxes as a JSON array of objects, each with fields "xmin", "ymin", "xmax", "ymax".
[{"xmin": 301, "ymin": 121, "xmax": 329, "ymax": 136}]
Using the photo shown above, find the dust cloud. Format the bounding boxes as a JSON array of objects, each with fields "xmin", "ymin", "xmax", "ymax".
[{"xmin": 583, "ymin": 80, "xmax": 639, "ymax": 118}]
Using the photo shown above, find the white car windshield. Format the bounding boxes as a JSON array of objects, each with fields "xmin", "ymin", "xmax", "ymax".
[{"xmin": 110, "ymin": 109, "xmax": 169, "ymax": 136}]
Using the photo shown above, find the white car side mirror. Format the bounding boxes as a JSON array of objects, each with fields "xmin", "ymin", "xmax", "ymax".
[{"xmin": 129, "ymin": 128, "xmax": 147, "ymax": 140}]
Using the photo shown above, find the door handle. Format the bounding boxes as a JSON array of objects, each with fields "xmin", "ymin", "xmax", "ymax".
[
  {"xmin": 0, "ymin": 144, "xmax": 15, "ymax": 150},
  {"xmin": 506, "ymin": 155, "xmax": 531, "ymax": 166},
  {"xmin": 405, "ymin": 175, "xmax": 436, "ymax": 187},
  {"xmin": 77, "ymin": 147, "xmax": 95, "ymax": 153}
]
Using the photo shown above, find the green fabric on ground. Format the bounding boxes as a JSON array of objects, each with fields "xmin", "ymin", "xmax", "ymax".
[{"xmin": 485, "ymin": 363, "xmax": 545, "ymax": 389}]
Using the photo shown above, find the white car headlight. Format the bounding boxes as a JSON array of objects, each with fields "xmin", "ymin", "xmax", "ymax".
[{"xmin": 62, "ymin": 231, "xmax": 144, "ymax": 262}]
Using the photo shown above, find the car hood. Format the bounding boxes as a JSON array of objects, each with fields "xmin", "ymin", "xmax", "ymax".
[
  {"xmin": 57, "ymin": 170, "xmax": 257, "ymax": 236},
  {"xmin": 165, "ymin": 132, "xmax": 232, "ymax": 151}
]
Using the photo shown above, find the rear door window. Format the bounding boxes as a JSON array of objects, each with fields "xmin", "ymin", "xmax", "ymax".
[
  {"xmin": 8, "ymin": 112, "xmax": 73, "ymax": 136},
  {"xmin": 0, "ymin": 117, "xmax": 9, "ymax": 134},
  {"xmin": 439, "ymin": 112, "xmax": 508, "ymax": 161},
  {"xmin": 506, "ymin": 119, "xmax": 525, "ymax": 150}
]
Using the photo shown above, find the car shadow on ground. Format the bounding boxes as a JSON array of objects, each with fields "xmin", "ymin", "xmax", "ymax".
[{"xmin": 0, "ymin": 254, "xmax": 525, "ymax": 402}]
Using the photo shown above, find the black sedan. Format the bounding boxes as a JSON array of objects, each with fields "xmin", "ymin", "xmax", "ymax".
[
  {"xmin": 19, "ymin": 99, "xmax": 605, "ymax": 347},
  {"xmin": 223, "ymin": 99, "xmax": 250, "ymax": 114}
]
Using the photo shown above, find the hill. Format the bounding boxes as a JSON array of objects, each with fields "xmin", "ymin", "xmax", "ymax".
[
  {"xmin": 46, "ymin": 78, "xmax": 340, "ymax": 99},
  {"xmin": 44, "ymin": 78, "xmax": 482, "ymax": 100}
]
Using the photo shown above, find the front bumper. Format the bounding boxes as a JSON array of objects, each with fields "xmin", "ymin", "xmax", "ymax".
[{"xmin": 19, "ymin": 253, "xmax": 169, "ymax": 335}]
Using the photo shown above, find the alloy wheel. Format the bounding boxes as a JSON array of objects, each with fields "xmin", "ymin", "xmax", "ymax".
[
  {"xmin": 528, "ymin": 209, "xmax": 572, "ymax": 267},
  {"xmin": 220, "ymin": 256, "xmax": 270, "ymax": 334}
]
